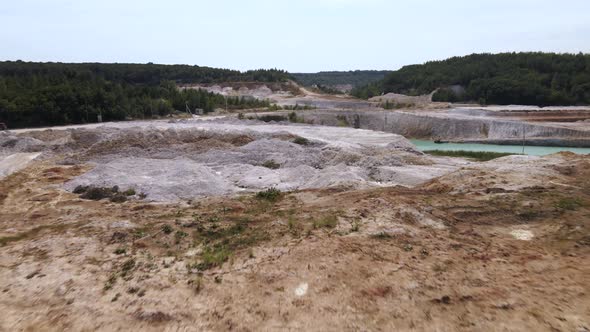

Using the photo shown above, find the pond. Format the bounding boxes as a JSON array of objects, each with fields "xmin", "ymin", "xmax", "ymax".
[{"xmin": 410, "ymin": 140, "xmax": 590, "ymax": 156}]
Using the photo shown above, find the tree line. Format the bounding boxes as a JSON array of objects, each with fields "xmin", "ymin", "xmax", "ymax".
[
  {"xmin": 292, "ymin": 70, "xmax": 391, "ymax": 89},
  {"xmin": 352, "ymin": 52, "xmax": 590, "ymax": 106},
  {"xmin": 0, "ymin": 61, "xmax": 287, "ymax": 128}
]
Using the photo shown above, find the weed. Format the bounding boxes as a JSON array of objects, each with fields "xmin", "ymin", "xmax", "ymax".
[
  {"xmin": 555, "ymin": 197, "xmax": 584, "ymax": 211},
  {"xmin": 350, "ymin": 220, "xmax": 361, "ymax": 232},
  {"xmin": 196, "ymin": 246, "xmax": 231, "ymax": 270},
  {"xmin": 518, "ymin": 210, "xmax": 540, "ymax": 220},
  {"xmin": 335, "ymin": 115, "xmax": 350, "ymax": 127},
  {"xmin": 104, "ymin": 274, "xmax": 117, "ymax": 291},
  {"xmin": 73, "ymin": 185, "xmax": 89, "ymax": 194},
  {"xmin": 292, "ymin": 136, "xmax": 310, "ymax": 146},
  {"xmin": 207, "ymin": 215, "xmax": 220, "ymax": 223},
  {"xmin": 313, "ymin": 215, "xmax": 338, "ymax": 229},
  {"xmin": 110, "ymin": 194, "xmax": 127, "ymax": 203},
  {"xmin": 175, "ymin": 230, "xmax": 188, "ymax": 244},
  {"xmin": 256, "ymin": 188, "xmax": 282, "ymax": 202},
  {"xmin": 162, "ymin": 225, "xmax": 174, "ymax": 234},
  {"xmin": 123, "ymin": 188, "xmax": 136, "ymax": 196},
  {"xmin": 80, "ymin": 187, "xmax": 113, "ymax": 200},
  {"xmin": 287, "ymin": 216, "xmax": 300, "ymax": 236},
  {"xmin": 288, "ymin": 112, "xmax": 298, "ymax": 123},
  {"xmin": 121, "ymin": 258, "xmax": 136, "ymax": 275},
  {"xmin": 188, "ymin": 276, "xmax": 203, "ymax": 294},
  {"xmin": 133, "ymin": 228, "xmax": 147, "ymax": 239},
  {"xmin": 75, "ymin": 185, "xmax": 133, "ymax": 203},
  {"xmin": 370, "ymin": 232, "xmax": 394, "ymax": 240},
  {"xmin": 262, "ymin": 160, "xmax": 280, "ymax": 169},
  {"xmin": 114, "ymin": 248, "xmax": 126, "ymax": 255}
]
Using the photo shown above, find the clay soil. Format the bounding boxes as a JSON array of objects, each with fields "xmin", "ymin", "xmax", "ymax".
[{"xmin": 1, "ymin": 152, "xmax": 589, "ymax": 331}]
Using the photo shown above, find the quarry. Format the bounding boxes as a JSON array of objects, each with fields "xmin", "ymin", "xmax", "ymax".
[{"xmin": 1, "ymin": 87, "xmax": 590, "ymax": 331}]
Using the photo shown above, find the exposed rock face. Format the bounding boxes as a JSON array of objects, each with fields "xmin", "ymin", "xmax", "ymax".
[{"xmin": 289, "ymin": 110, "xmax": 590, "ymax": 147}]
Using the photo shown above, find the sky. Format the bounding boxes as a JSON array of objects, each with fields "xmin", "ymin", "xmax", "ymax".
[{"xmin": 1, "ymin": 0, "xmax": 589, "ymax": 72}]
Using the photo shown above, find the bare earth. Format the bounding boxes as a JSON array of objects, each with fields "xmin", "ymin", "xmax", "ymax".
[{"xmin": 0, "ymin": 119, "xmax": 589, "ymax": 331}]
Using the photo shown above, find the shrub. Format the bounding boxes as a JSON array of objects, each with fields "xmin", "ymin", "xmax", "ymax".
[
  {"xmin": 262, "ymin": 160, "xmax": 280, "ymax": 169},
  {"xmin": 80, "ymin": 187, "xmax": 112, "ymax": 200},
  {"xmin": 256, "ymin": 188, "xmax": 282, "ymax": 202},
  {"xmin": 196, "ymin": 246, "xmax": 231, "ymax": 270},
  {"xmin": 292, "ymin": 137, "xmax": 310, "ymax": 146},
  {"xmin": 313, "ymin": 215, "xmax": 338, "ymax": 229},
  {"xmin": 110, "ymin": 194, "xmax": 127, "ymax": 203},
  {"xmin": 162, "ymin": 225, "xmax": 174, "ymax": 234},
  {"xmin": 123, "ymin": 188, "xmax": 136, "ymax": 196},
  {"xmin": 121, "ymin": 258, "xmax": 136, "ymax": 275},
  {"xmin": 555, "ymin": 197, "xmax": 584, "ymax": 211}
]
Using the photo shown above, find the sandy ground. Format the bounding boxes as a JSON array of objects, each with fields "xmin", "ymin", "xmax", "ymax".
[
  {"xmin": 1, "ymin": 117, "xmax": 590, "ymax": 331},
  {"xmin": 0, "ymin": 151, "xmax": 589, "ymax": 331}
]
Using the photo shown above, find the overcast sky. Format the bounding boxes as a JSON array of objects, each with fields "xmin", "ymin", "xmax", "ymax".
[{"xmin": 1, "ymin": 0, "xmax": 589, "ymax": 72}]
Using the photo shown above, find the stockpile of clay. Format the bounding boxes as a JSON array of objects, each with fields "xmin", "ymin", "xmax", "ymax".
[{"xmin": 51, "ymin": 119, "xmax": 456, "ymax": 201}]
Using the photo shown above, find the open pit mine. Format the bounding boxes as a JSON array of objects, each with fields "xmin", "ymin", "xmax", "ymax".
[{"xmin": 1, "ymin": 88, "xmax": 590, "ymax": 331}]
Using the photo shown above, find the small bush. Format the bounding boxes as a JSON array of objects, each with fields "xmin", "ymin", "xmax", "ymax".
[
  {"xmin": 313, "ymin": 215, "xmax": 338, "ymax": 229},
  {"xmin": 350, "ymin": 220, "xmax": 360, "ymax": 232},
  {"xmin": 555, "ymin": 197, "xmax": 584, "ymax": 211},
  {"xmin": 370, "ymin": 232, "xmax": 394, "ymax": 240},
  {"xmin": 262, "ymin": 160, "xmax": 280, "ymax": 169},
  {"xmin": 114, "ymin": 248, "xmax": 126, "ymax": 255},
  {"xmin": 175, "ymin": 230, "xmax": 188, "ymax": 243},
  {"xmin": 123, "ymin": 188, "xmax": 136, "ymax": 196},
  {"xmin": 73, "ymin": 185, "xmax": 89, "ymax": 194},
  {"xmin": 120, "ymin": 258, "xmax": 136, "ymax": 276},
  {"xmin": 162, "ymin": 225, "xmax": 174, "ymax": 234},
  {"xmin": 110, "ymin": 194, "xmax": 127, "ymax": 203},
  {"xmin": 188, "ymin": 276, "xmax": 203, "ymax": 294},
  {"xmin": 196, "ymin": 246, "xmax": 231, "ymax": 270},
  {"xmin": 256, "ymin": 188, "xmax": 282, "ymax": 202},
  {"xmin": 75, "ymin": 185, "xmax": 133, "ymax": 203},
  {"xmin": 292, "ymin": 137, "xmax": 310, "ymax": 146},
  {"xmin": 104, "ymin": 274, "xmax": 117, "ymax": 291}
]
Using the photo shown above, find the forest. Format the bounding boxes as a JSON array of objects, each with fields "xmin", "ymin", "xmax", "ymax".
[
  {"xmin": 352, "ymin": 52, "xmax": 590, "ymax": 106},
  {"xmin": 292, "ymin": 70, "xmax": 391, "ymax": 89},
  {"xmin": 0, "ymin": 62, "xmax": 286, "ymax": 128}
]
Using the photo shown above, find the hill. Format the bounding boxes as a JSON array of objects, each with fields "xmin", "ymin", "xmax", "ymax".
[
  {"xmin": 352, "ymin": 52, "xmax": 590, "ymax": 106},
  {"xmin": 0, "ymin": 62, "xmax": 287, "ymax": 128}
]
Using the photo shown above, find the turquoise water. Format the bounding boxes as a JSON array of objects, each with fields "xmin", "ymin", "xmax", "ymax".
[{"xmin": 410, "ymin": 140, "xmax": 590, "ymax": 156}]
